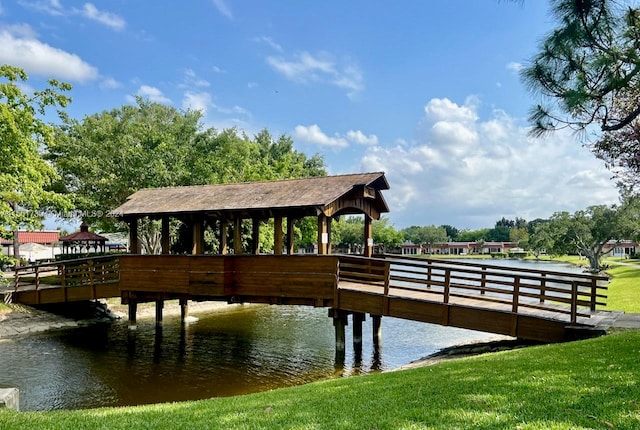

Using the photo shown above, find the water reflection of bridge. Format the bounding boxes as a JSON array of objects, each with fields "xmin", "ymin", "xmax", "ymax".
[{"xmin": 6, "ymin": 253, "xmax": 615, "ymax": 352}]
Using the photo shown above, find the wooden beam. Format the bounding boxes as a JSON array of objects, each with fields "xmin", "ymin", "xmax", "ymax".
[
  {"xmin": 192, "ymin": 219, "xmax": 204, "ymax": 255},
  {"xmin": 252, "ymin": 218, "xmax": 260, "ymax": 255},
  {"xmin": 317, "ymin": 214, "xmax": 328, "ymax": 255},
  {"xmin": 129, "ymin": 218, "xmax": 140, "ymax": 254},
  {"xmin": 274, "ymin": 214, "xmax": 283, "ymax": 255},
  {"xmin": 161, "ymin": 217, "xmax": 170, "ymax": 255},
  {"xmin": 364, "ymin": 215, "xmax": 373, "ymax": 257},
  {"xmin": 286, "ymin": 217, "xmax": 295, "ymax": 255},
  {"xmin": 220, "ymin": 218, "xmax": 228, "ymax": 255},
  {"xmin": 234, "ymin": 217, "xmax": 243, "ymax": 255}
]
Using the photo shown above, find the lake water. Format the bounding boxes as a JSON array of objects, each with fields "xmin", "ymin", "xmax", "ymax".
[{"xmin": 0, "ymin": 258, "xmax": 584, "ymax": 411}]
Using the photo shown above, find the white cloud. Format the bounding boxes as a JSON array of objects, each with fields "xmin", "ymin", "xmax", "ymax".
[
  {"xmin": 99, "ymin": 76, "xmax": 121, "ymax": 89},
  {"xmin": 359, "ymin": 97, "xmax": 619, "ymax": 229},
  {"xmin": 212, "ymin": 0, "xmax": 232, "ymax": 19},
  {"xmin": 254, "ymin": 35, "xmax": 283, "ymax": 53},
  {"xmin": 182, "ymin": 69, "xmax": 210, "ymax": 88},
  {"xmin": 294, "ymin": 125, "xmax": 378, "ymax": 149},
  {"xmin": 183, "ymin": 91, "xmax": 211, "ymax": 114},
  {"xmin": 0, "ymin": 26, "xmax": 98, "ymax": 82},
  {"xmin": 346, "ymin": 130, "xmax": 378, "ymax": 146},
  {"xmin": 293, "ymin": 125, "xmax": 349, "ymax": 149},
  {"xmin": 267, "ymin": 51, "xmax": 364, "ymax": 97},
  {"xmin": 133, "ymin": 85, "xmax": 171, "ymax": 104},
  {"xmin": 507, "ymin": 61, "xmax": 523, "ymax": 73},
  {"xmin": 18, "ymin": 0, "xmax": 64, "ymax": 16},
  {"xmin": 81, "ymin": 3, "xmax": 125, "ymax": 31}
]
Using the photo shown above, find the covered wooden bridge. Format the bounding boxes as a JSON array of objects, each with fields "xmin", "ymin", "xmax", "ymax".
[{"xmin": 4, "ymin": 172, "xmax": 617, "ymax": 352}]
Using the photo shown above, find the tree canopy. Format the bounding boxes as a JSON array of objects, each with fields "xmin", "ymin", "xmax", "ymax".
[
  {"xmin": 0, "ymin": 65, "xmax": 73, "ymax": 259},
  {"xmin": 49, "ymin": 99, "xmax": 326, "ymax": 232},
  {"xmin": 533, "ymin": 198, "xmax": 640, "ymax": 271},
  {"xmin": 523, "ymin": 0, "xmax": 640, "ymax": 135}
]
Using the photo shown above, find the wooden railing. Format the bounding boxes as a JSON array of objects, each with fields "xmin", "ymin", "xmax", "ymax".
[
  {"xmin": 337, "ymin": 255, "xmax": 609, "ymax": 324},
  {"xmin": 13, "ymin": 255, "xmax": 120, "ymax": 297}
]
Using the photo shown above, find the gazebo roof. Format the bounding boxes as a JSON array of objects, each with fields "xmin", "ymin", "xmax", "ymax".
[
  {"xmin": 59, "ymin": 223, "xmax": 108, "ymax": 243},
  {"xmin": 111, "ymin": 172, "xmax": 390, "ymax": 220}
]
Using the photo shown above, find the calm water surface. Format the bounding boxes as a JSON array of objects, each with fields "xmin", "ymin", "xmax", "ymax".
[{"xmin": 0, "ymin": 259, "xmax": 584, "ymax": 411}]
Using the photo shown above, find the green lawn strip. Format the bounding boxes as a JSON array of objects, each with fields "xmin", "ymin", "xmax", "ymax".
[
  {"xmin": 1, "ymin": 331, "xmax": 639, "ymax": 429},
  {"xmin": 603, "ymin": 264, "xmax": 640, "ymax": 313}
]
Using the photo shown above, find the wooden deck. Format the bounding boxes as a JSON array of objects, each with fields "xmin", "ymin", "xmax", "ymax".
[{"xmin": 4, "ymin": 254, "xmax": 614, "ymax": 343}]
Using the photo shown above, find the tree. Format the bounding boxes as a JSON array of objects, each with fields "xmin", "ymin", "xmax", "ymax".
[
  {"xmin": 527, "ymin": 220, "xmax": 554, "ymax": 259},
  {"xmin": 544, "ymin": 200, "xmax": 640, "ymax": 272},
  {"xmin": 334, "ymin": 216, "xmax": 403, "ymax": 253},
  {"xmin": 49, "ymin": 100, "xmax": 326, "ymax": 242},
  {"xmin": 456, "ymin": 228, "xmax": 491, "ymax": 242},
  {"xmin": 522, "ymin": 0, "xmax": 640, "ymax": 136},
  {"xmin": 0, "ymin": 65, "xmax": 73, "ymax": 261},
  {"xmin": 402, "ymin": 225, "xmax": 448, "ymax": 252},
  {"xmin": 440, "ymin": 224, "xmax": 459, "ymax": 241}
]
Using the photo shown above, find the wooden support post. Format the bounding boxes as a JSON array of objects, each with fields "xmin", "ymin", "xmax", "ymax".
[
  {"xmin": 353, "ymin": 312, "xmax": 365, "ymax": 351},
  {"xmin": 180, "ymin": 298, "xmax": 189, "ymax": 323},
  {"xmin": 286, "ymin": 217, "xmax": 295, "ymax": 255},
  {"xmin": 364, "ymin": 215, "xmax": 373, "ymax": 257},
  {"xmin": 192, "ymin": 219, "xmax": 204, "ymax": 255},
  {"xmin": 161, "ymin": 217, "xmax": 170, "ymax": 254},
  {"xmin": 331, "ymin": 309, "xmax": 348, "ymax": 354},
  {"xmin": 220, "ymin": 219, "xmax": 228, "ymax": 255},
  {"xmin": 372, "ymin": 314, "xmax": 382, "ymax": 348},
  {"xmin": 155, "ymin": 300, "xmax": 164, "ymax": 327},
  {"xmin": 129, "ymin": 218, "xmax": 140, "ymax": 254},
  {"xmin": 326, "ymin": 217, "xmax": 332, "ymax": 255},
  {"xmin": 274, "ymin": 214, "xmax": 283, "ymax": 255},
  {"xmin": 252, "ymin": 218, "xmax": 261, "ymax": 255},
  {"xmin": 128, "ymin": 300, "xmax": 138, "ymax": 330},
  {"xmin": 234, "ymin": 217, "xmax": 243, "ymax": 255},
  {"xmin": 317, "ymin": 214, "xmax": 328, "ymax": 255}
]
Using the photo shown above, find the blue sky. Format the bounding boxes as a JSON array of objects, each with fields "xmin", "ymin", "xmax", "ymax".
[{"xmin": 0, "ymin": 0, "xmax": 621, "ymax": 231}]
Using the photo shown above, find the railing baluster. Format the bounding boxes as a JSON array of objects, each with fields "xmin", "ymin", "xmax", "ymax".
[
  {"xmin": 590, "ymin": 278, "xmax": 597, "ymax": 311},
  {"xmin": 443, "ymin": 269, "xmax": 451, "ymax": 304},
  {"xmin": 539, "ymin": 273, "xmax": 546, "ymax": 304},
  {"xmin": 571, "ymin": 281, "xmax": 578, "ymax": 324},
  {"xmin": 512, "ymin": 276, "xmax": 520, "ymax": 314},
  {"xmin": 480, "ymin": 267, "xmax": 486, "ymax": 295}
]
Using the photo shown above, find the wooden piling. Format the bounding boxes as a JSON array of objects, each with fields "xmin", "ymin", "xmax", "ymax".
[
  {"xmin": 128, "ymin": 300, "xmax": 137, "ymax": 330},
  {"xmin": 155, "ymin": 300, "xmax": 164, "ymax": 326},
  {"xmin": 372, "ymin": 314, "xmax": 382, "ymax": 348},
  {"xmin": 353, "ymin": 312, "xmax": 365, "ymax": 350},
  {"xmin": 180, "ymin": 298, "xmax": 189, "ymax": 323},
  {"xmin": 331, "ymin": 309, "xmax": 348, "ymax": 353}
]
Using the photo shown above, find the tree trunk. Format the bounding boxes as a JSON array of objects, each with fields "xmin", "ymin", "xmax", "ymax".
[{"xmin": 11, "ymin": 202, "xmax": 20, "ymax": 263}]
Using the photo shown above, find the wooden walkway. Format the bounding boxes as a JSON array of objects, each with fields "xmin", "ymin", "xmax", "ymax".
[{"xmin": 3, "ymin": 254, "xmax": 614, "ymax": 343}]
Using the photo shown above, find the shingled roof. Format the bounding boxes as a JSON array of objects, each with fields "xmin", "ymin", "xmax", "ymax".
[{"xmin": 111, "ymin": 172, "xmax": 389, "ymax": 220}]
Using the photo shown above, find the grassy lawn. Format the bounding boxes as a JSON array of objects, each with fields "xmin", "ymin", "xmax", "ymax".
[
  {"xmin": 1, "ymin": 330, "xmax": 639, "ymax": 429},
  {"xmin": 602, "ymin": 262, "xmax": 640, "ymax": 313}
]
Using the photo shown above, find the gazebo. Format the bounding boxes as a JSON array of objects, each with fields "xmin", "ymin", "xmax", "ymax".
[{"xmin": 59, "ymin": 222, "xmax": 108, "ymax": 255}]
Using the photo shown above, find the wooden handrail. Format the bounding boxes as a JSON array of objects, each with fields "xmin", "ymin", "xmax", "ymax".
[{"xmin": 338, "ymin": 254, "xmax": 607, "ymax": 321}]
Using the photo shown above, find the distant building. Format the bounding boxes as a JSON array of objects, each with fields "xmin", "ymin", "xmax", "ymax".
[
  {"xmin": 1, "ymin": 231, "xmax": 61, "ymax": 262},
  {"xmin": 401, "ymin": 241, "xmax": 518, "ymax": 256},
  {"xmin": 603, "ymin": 240, "xmax": 638, "ymax": 258}
]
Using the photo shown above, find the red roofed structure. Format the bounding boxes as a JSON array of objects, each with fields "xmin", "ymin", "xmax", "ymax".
[
  {"xmin": 59, "ymin": 222, "xmax": 108, "ymax": 254},
  {"xmin": 0, "ymin": 231, "xmax": 60, "ymax": 245}
]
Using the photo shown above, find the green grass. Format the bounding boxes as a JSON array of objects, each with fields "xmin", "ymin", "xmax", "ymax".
[
  {"xmin": 602, "ymin": 263, "xmax": 640, "ymax": 313},
  {"xmin": 1, "ymin": 330, "xmax": 639, "ymax": 429}
]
